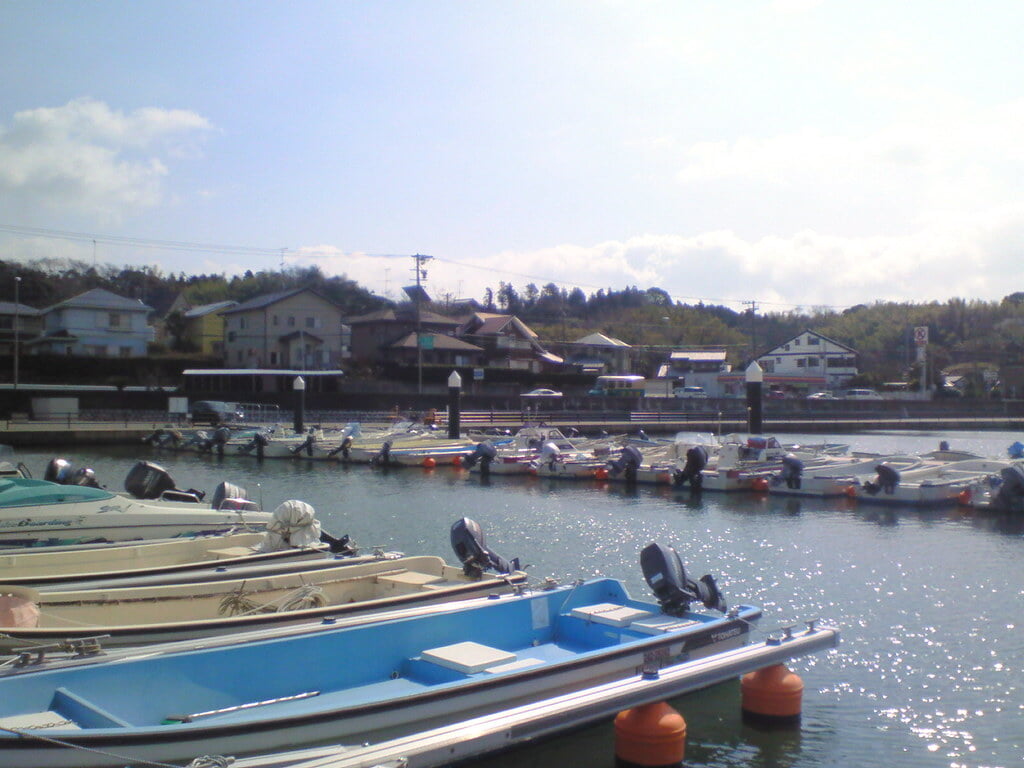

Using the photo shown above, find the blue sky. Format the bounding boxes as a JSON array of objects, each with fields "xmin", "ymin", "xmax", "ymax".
[{"xmin": 2, "ymin": 1, "xmax": 1023, "ymax": 312}]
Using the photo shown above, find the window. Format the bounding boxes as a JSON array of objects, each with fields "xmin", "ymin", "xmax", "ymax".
[
  {"xmin": 227, "ymin": 331, "xmax": 236, "ymax": 342},
  {"xmin": 808, "ymin": 336, "xmax": 820, "ymax": 345},
  {"xmin": 108, "ymin": 313, "xmax": 121, "ymax": 328},
  {"xmin": 240, "ymin": 317, "xmax": 247, "ymax": 329},
  {"xmin": 796, "ymin": 358, "xmax": 806, "ymax": 367},
  {"xmin": 288, "ymin": 316, "xmax": 296, "ymax": 327},
  {"xmin": 305, "ymin": 317, "xmax": 315, "ymax": 329},
  {"xmin": 807, "ymin": 356, "xmax": 820, "ymax": 367},
  {"xmin": 272, "ymin": 315, "xmax": 279, "ymax": 326}
]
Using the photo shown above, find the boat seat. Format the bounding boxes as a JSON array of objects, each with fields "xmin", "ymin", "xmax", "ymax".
[
  {"xmin": 420, "ymin": 641, "xmax": 516, "ymax": 673},
  {"xmin": 629, "ymin": 616, "xmax": 701, "ymax": 635},
  {"xmin": 483, "ymin": 657, "xmax": 543, "ymax": 674},
  {"xmin": 377, "ymin": 570, "xmax": 447, "ymax": 593},
  {"xmin": 570, "ymin": 603, "xmax": 655, "ymax": 628},
  {"xmin": 0, "ymin": 711, "xmax": 80, "ymax": 731},
  {"xmin": 50, "ymin": 687, "xmax": 132, "ymax": 728}
]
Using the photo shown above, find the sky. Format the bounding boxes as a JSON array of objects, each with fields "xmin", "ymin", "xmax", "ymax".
[{"xmin": 2, "ymin": 1, "xmax": 1023, "ymax": 314}]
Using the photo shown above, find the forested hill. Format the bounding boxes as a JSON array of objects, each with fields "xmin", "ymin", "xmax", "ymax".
[{"xmin": 4, "ymin": 257, "xmax": 1023, "ymax": 388}]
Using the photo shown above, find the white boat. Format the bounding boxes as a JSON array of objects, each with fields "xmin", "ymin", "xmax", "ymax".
[
  {"xmin": 0, "ymin": 542, "xmax": 757, "ymax": 768},
  {"xmin": 465, "ymin": 427, "xmax": 618, "ymax": 477},
  {"xmin": 851, "ymin": 455, "xmax": 1018, "ymax": 506}
]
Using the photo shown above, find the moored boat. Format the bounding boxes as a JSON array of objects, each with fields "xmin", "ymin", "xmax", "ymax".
[{"xmin": 0, "ymin": 542, "xmax": 757, "ymax": 768}]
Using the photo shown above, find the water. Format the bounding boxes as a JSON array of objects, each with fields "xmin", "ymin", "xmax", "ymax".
[{"xmin": 11, "ymin": 429, "xmax": 1024, "ymax": 767}]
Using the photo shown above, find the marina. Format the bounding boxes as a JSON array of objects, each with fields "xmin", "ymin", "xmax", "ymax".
[{"xmin": 0, "ymin": 428, "xmax": 1021, "ymax": 766}]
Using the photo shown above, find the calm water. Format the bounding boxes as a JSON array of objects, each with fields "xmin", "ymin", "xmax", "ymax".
[{"xmin": 12, "ymin": 429, "xmax": 1024, "ymax": 768}]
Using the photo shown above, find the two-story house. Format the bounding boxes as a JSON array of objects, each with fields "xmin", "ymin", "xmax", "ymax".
[
  {"xmin": 656, "ymin": 349, "xmax": 730, "ymax": 395},
  {"xmin": 740, "ymin": 329, "xmax": 858, "ymax": 394},
  {"xmin": 29, "ymin": 288, "xmax": 154, "ymax": 357},
  {"xmin": 0, "ymin": 300, "xmax": 43, "ymax": 358},
  {"xmin": 456, "ymin": 312, "xmax": 562, "ymax": 372},
  {"xmin": 182, "ymin": 300, "xmax": 237, "ymax": 357},
  {"xmin": 556, "ymin": 332, "xmax": 635, "ymax": 375},
  {"xmin": 347, "ymin": 307, "xmax": 462, "ymax": 366},
  {"xmin": 220, "ymin": 288, "xmax": 344, "ymax": 369}
]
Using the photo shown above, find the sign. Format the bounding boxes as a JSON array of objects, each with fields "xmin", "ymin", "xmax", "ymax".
[
  {"xmin": 473, "ymin": 368, "xmax": 484, "ymax": 381},
  {"xmin": 418, "ymin": 334, "xmax": 434, "ymax": 351},
  {"xmin": 914, "ymin": 326, "xmax": 929, "ymax": 347}
]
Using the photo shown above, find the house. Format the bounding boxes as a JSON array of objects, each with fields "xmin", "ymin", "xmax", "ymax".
[
  {"xmin": 456, "ymin": 312, "xmax": 562, "ymax": 372},
  {"xmin": 28, "ymin": 288, "xmax": 154, "ymax": 357},
  {"xmin": 220, "ymin": 288, "xmax": 344, "ymax": 369},
  {"xmin": 0, "ymin": 300, "xmax": 43, "ymax": 357},
  {"xmin": 656, "ymin": 349, "xmax": 730, "ymax": 395},
  {"xmin": 556, "ymin": 332, "xmax": 634, "ymax": 374},
  {"xmin": 346, "ymin": 307, "xmax": 462, "ymax": 366},
  {"xmin": 181, "ymin": 300, "xmax": 237, "ymax": 357},
  {"xmin": 720, "ymin": 330, "xmax": 858, "ymax": 395},
  {"xmin": 386, "ymin": 332, "xmax": 485, "ymax": 368}
]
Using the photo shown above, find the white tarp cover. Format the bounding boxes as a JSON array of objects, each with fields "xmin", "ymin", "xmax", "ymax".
[{"xmin": 259, "ymin": 500, "xmax": 322, "ymax": 552}]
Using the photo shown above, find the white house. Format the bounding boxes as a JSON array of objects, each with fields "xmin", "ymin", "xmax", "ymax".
[
  {"xmin": 756, "ymin": 329, "xmax": 858, "ymax": 391},
  {"xmin": 30, "ymin": 288, "xmax": 155, "ymax": 357}
]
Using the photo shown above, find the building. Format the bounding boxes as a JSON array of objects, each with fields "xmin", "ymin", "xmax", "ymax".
[
  {"xmin": 28, "ymin": 288, "xmax": 154, "ymax": 357},
  {"xmin": 722, "ymin": 330, "xmax": 858, "ymax": 395},
  {"xmin": 557, "ymin": 332, "xmax": 634, "ymax": 374},
  {"xmin": 220, "ymin": 288, "xmax": 344, "ymax": 369},
  {"xmin": 656, "ymin": 349, "xmax": 730, "ymax": 395},
  {"xmin": 346, "ymin": 307, "xmax": 462, "ymax": 366},
  {"xmin": 455, "ymin": 312, "xmax": 562, "ymax": 372},
  {"xmin": 0, "ymin": 300, "xmax": 43, "ymax": 358},
  {"xmin": 181, "ymin": 300, "xmax": 237, "ymax": 357}
]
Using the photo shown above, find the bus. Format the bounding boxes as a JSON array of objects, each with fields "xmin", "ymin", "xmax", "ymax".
[{"xmin": 587, "ymin": 375, "xmax": 647, "ymax": 397}]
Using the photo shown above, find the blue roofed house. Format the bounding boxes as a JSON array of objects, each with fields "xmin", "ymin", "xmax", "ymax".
[{"xmin": 29, "ymin": 288, "xmax": 155, "ymax": 357}]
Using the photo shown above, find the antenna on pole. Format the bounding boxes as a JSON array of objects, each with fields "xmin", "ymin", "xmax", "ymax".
[
  {"xmin": 405, "ymin": 254, "xmax": 433, "ymax": 394},
  {"xmin": 743, "ymin": 300, "xmax": 759, "ymax": 360}
]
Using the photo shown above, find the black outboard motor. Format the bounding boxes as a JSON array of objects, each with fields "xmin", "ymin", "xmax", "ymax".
[
  {"xmin": 44, "ymin": 458, "xmax": 75, "ymax": 484},
  {"xmin": 371, "ymin": 441, "xmax": 393, "ymax": 467},
  {"xmin": 778, "ymin": 454, "xmax": 804, "ymax": 489},
  {"xmin": 995, "ymin": 464, "xmax": 1024, "ymax": 510},
  {"xmin": 328, "ymin": 435, "xmax": 354, "ymax": 461},
  {"xmin": 124, "ymin": 461, "xmax": 178, "ymax": 499},
  {"xmin": 865, "ymin": 463, "xmax": 900, "ymax": 495},
  {"xmin": 640, "ymin": 542, "xmax": 727, "ymax": 616},
  {"xmin": 319, "ymin": 530, "xmax": 356, "ymax": 555},
  {"xmin": 608, "ymin": 445, "xmax": 644, "ymax": 484},
  {"xmin": 290, "ymin": 431, "xmax": 317, "ymax": 457},
  {"xmin": 673, "ymin": 445, "xmax": 708, "ymax": 490},
  {"xmin": 462, "ymin": 441, "xmax": 498, "ymax": 473},
  {"xmin": 211, "ymin": 427, "xmax": 231, "ymax": 457},
  {"xmin": 450, "ymin": 517, "xmax": 520, "ymax": 578}
]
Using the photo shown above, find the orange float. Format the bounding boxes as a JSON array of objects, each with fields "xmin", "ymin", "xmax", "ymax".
[
  {"xmin": 422, "ymin": 457, "xmax": 436, "ymax": 469},
  {"xmin": 614, "ymin": 700, "xmax": 686, "ymax": 767},
  {"xmin": 741, "ymin": 663, "xmax": 804, "ymax": 725}
]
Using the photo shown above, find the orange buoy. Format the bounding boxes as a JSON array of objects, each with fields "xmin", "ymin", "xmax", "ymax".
[
  {"xmin": 751, "ymin": 476, "xmax": 769, "ymax": 492},
  {"xmin": 844, "ymin": 484, "xmax": 857, "ymax": 498},
  {"xmin": 741, "ymin": 663, "xmax": 804, "ymax": 726},
  {"xmin": 422, "ymin": 457, "xmax": 436, "ymax": 469},
  {"xmin": 614, "ymin": 701, "xmax": 686, "ymax": 767},
  {"xmin": 957, "ymin": 488, "xmax": 971, "ymax": 505},
  {"xmin": 451, "ymin": 455, "xmax": 462, "ymax": 467},
  {"xmin": 595, "ymin": 467, "xmax": 609, "ymax": 480}
]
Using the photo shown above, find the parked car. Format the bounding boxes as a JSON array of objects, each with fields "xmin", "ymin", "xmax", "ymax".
[
  {"xmin": 806, "ymin": 391, "xmax": 837, "ymax": 400},
  {"xmin": 675, "ymin": 386, "xmax": 708, "ymax": 399},
  {"xmin": 843, "ymin": 388, "xmax": 883, "ymax": 400},
  {"xmin": 190, "ymin": 400, "xmax": 245, "ymax": 425},
  {"xmin": 521, "ymin": 388, "xmax": 563, "ymax": 398}
]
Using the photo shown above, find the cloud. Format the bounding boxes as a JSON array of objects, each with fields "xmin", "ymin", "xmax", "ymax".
[{"xmin": 0, "ymin": 98, "xmax": 211, "ymax": 224}]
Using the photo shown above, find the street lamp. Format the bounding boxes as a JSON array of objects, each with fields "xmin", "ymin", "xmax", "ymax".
[
  {"xmin": 293, "ymin": 375, "xmax": 306, "ymax": 434},
  {"xmin": 13, "ymin": 276, "xmax": 20, "ymax": 390}
]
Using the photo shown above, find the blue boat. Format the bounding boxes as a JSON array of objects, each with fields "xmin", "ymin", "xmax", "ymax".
[{"xmin": 0, "ymin": 544, "xmax": 759, "ymax": 768}]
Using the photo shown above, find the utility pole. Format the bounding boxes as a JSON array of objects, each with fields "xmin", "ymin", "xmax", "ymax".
[
  {"xmin": 743, "ymin": 300, "xmax": 759, "ymax": 361},
  {"xmin": 412, "ymin": 254, "xmax": 433, "ymax": 394},
  {"xmin": 13, "ymin": 276, "xmax": 21, "ymax": 390}
]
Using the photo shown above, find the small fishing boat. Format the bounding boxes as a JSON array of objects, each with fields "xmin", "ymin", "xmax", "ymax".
[
  {"xmin": 463, "ymin": 427, "xmax": 617, "ymax": 476},
  {"xmin": 0, "ymin": 518, "xmax": 522, "ymax": 651},
  {"xmin": 850, "ymin": 455, "xmax": 1017, "ymax": 506},
  {"xmin": 0, "ymin": 542, "xmax": 757, "ymax": 768}
]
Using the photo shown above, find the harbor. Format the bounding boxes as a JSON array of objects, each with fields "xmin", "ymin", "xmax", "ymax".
[{"xmin": 1, "ymin": 427, "xmax": 1021, "ymax": 767}]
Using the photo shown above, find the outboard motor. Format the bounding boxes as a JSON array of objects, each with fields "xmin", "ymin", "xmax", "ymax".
[
  {"xmin": 673, "ymin": 445, "xmax": 708, "ymax": 490},
  {"xmin": 290, "ymin": 430, "xmax": 317, "ymax": 457},
  {"xmin": 1009, "ymin": 441, "xmax": 1024, "ymax": 460},
  {"xmin": 608, "ymin": 445, "xmax": 644, "ymax": 484},
  {"xmin": 68, "ymin": 467, "xmax": 100, "ymax": 487},
  {"xmin": 328, "ymin": 435, "xmax": 354, "ymax": 461},
  {"xmin": 43, "ymin": 458, "xmax": 75, "ymax": 484},
  {"xmin": 864, "ymin": 463, "xmax": 900, "ymax": 495},
  {"xmin": 450, "ymin": 517, "xmax": 520, "ymax": 578},
  {"xmin": 211, "ymin": 427, "xmax": 231, "ymax": 456},
  {"xmin": 124, "ymin": 461, "xmax": 178, "ymax": 500},
  {"xmin": 210, "ymin": 481, "xmax": 250, "ymax": 510},
  {"xmin": 371, "ymin": 441, "xmax": 393, "ymax": 467},
  {"xmin": 778, "ymin": 453, "xmax": 804, "ymax": 489},
  {"xmin": 462, "ymin": 441, "xmax": 498, "ymax": 473},
  {"xmin": 640, "ymin": 542, "xmax": 727, "ymax": 616},
  {"xmin": 539, "ymin": 441, "xmax": 561, "ymax": 471},
  {"xmin": 995, "ymin": 464, "xmax": 1024, "ymax": 509}
]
